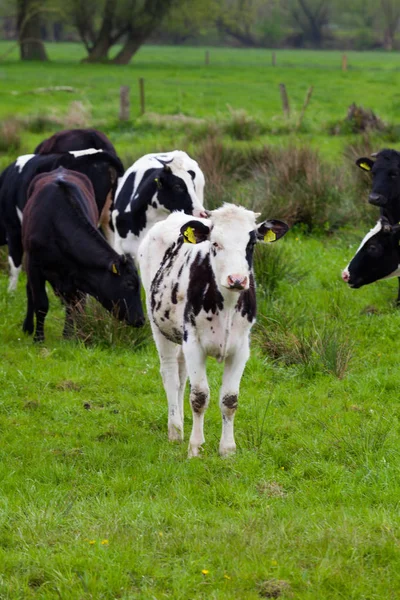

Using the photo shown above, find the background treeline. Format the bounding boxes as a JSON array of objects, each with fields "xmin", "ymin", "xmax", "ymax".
[{"xmin": 1, "ymin": 0, "xmax": 400, "ymax": 63}]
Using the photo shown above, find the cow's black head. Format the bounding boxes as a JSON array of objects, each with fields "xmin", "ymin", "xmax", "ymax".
[
  {"xmin": 356, "ymin": 149, "xmax": 400, "ymax": 222},
  {"xmin": 154, "ymin": 165, "xmax": 207, "ymax": 217},
  {"xmin": 342, "ymin": 217, "xmax": 400, "ymax": 289},
  {"xmin": 92, "ymin": 254, "xmax": 145, "ymax": 327}
]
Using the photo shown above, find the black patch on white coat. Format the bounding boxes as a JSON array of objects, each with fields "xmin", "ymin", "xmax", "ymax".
[
  {"xmin": 236, "ymin": 272, "xmax": 257, "ymax": 322},
  {"xmin": 184, "ymin": 253, "xmax": 224, "ymax": 326},
  {"xmin": 222, "ymin": 394, "xmax": 238, "ymax": 410},
  {"xmin": 191, "ymin": 389, "xmax": 208, "ymax": 413}
]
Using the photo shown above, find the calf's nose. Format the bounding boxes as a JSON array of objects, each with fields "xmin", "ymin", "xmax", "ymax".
[
  {"xmin": 342, "ymin": 269, "xmax": 350, "ymax": 283},
  {"xmin": 227, "ymin": 274, "xmax": 248, "ymax": 290},
  {"xmin": 369, "ymin": 193, "xmax": 387, "ymax": 207}
]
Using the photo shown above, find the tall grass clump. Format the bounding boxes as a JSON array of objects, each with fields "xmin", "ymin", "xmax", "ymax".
[
  {"xmin": 0, "ymin": 118, "xmax": 21, "ymax": 152},
  {"xmin": 73, "ymin": 300, "xmax": 152, "ymax": 349},
  {"xmin": 223, "ymin": 106, "xmax": 265, "ymax": 141},
  {"xmin": 254, "ymin": 243, "xmax": 307, "ymax": 301},
  {"xmin": 249, "ymin": 146, "xmax": 352, "ymax": 230},
  {"xmin": 256, "ymin": 308, "xmax": 353, "ymax": 379}
]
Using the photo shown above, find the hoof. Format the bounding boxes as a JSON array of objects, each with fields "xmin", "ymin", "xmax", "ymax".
[
  {"xmin": 219, "ymin": 444, "xmax": 236, "ymax": 457},
  {"xmin": 22, "ymin": 321, "xmax": 34, "ymax": 335},
  {"xmin": 168, "ymin": 423, "xmax": 183, "ymax": 442},
  {"xmin": 188, "ymin": 443, "xmax": 203, "ymax": 458}
]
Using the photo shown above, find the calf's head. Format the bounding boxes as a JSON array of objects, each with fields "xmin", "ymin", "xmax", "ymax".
[
  {"xmin": 342, "ymin": 217, "xmax": 400, "ymax": 289},
  {"xmin": 93, "ymin": 255, "xmax": 145, "ymax": 327},
  {"xmin": 154, "ymin": 161, "xmax": 207, "ymax": 218},
  {"xmin": 180, "ymin": 204, "xmax": 289, "ymax": 292},
  {"xmin": 357, "ymin": 149, "xmax": 400, "ymax": 221}
]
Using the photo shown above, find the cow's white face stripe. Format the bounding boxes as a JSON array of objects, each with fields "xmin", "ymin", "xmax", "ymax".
[
  {"xmin": 344, "ymin": 220, "xmax": 382, "ymax": 273},
  {"xmin": 16, "ymin": 154, "xmax": 35, "ymax": 172}
]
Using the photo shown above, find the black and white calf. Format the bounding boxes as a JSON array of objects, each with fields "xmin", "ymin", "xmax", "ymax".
[
  {"xmin": 22, "ymin": 168, "xmax": 144, "ymax": 342},
  {"xmin": 0, "ymin": 149, "xmax": 123, "ymax": 291},
  {"xmin": 139, "ymin": 204, "xmax": 289, "ymax": 457},
  {"xmin": 113, "ymin": 150, "xmax": 207, "ymax": 262},
  {"xmin": 342, "ymin": 217, "xmax": 400, "ymax": 289}
]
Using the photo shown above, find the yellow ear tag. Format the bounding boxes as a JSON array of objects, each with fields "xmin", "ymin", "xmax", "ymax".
[
  {"xmin": 264, "ymin": 230, "xmax": 277, "ymax": 243},
  {"xmin": 112, "ymin": 264, "xmax": 118, "ymax": 274},
  {"xmin": 183, "ymin": 226, "xmax": 197, "ymax": 244},
  {"xmin": 359, "ymin": 162, "xmax": 371, "ymax": 171}
]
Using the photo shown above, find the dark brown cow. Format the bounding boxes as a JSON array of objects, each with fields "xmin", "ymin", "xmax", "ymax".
[
  {"xmin": 22, "ymin": 167, "xmax": 144, "ymax": 342},
  {"xmin": 34, "ymin": 128, "xmax": 117, "ymax": 156}
]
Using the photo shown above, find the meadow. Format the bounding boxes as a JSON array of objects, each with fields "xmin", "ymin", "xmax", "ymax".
[{"xmin": 1, "ymin": 43, "xmax": 400, "ymax": 599}]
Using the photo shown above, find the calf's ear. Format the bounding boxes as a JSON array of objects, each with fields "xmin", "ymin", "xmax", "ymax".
[
  {"xmin": 356, "ymin": 157, "xmax": 374, "ymax": 172},
  {"xmin": 256, "ymin": 219, "xmax": 289, "ymax": 243},
  {"xmin": 180, "ymin": 220, "xmax": 210, "ymax": 244}
]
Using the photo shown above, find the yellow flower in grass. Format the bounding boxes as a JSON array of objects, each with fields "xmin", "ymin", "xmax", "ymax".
[
  {"xmin": 101, "ymin": 539, "xmax": 109, "ymax": 545},
  {"xmin": 224, "ymin": 574, "xmax": 231, "ymax": 580},
  {"xmin": 201, "ymin": 569, "xmax": 209, "ymax": 575},
  {"xmin": 89, "ymin": 540, "xmax": 96, "ymax": 545}
]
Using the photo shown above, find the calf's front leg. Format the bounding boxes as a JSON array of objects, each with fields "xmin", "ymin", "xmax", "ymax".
[
  {"xmin": 152, "ymin": 328, "xmax": 184, "ymax": 441},
  {"xmin": 219, "ymin": 340, "xmax": 250, "ymax": 456},
  {"xmin": 183, "ymin": 338, "xmax": 209, "ymax": 458}
]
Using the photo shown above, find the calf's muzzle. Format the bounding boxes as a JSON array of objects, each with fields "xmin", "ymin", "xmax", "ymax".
[{"xmin": 227, "ymin": 274, "xmax": 248, "ymax": 290}]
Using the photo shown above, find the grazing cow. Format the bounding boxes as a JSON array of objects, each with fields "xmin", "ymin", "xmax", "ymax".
[
  {"xmin": 342, "ymin": 217, "xmax": 400, "ymax": 290},
  {"xmin": 139, "ymin": 204, "xmax": 289, "ymax": 457},
  {"xmin": 356, "ymin": 149, "xmax": 400, "ymax": 301},
  {"xmin": 34, "ymin": 128, "xmax": 117, "ymax": 156},
  {"xmin": 22, "ymin": 168, "xmax": 144, "ymax": 342},
  {"xmin": 0, "ymin": 149, "xmax": 123, "ymax": 291},
  {"xmin": 113, "ymin": 150, "xmax": 207, "ymax": 262}
]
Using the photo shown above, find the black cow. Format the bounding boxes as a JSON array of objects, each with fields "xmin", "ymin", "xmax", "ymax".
[
  {"xmin": 34, "ymin": 128, "xmax": 117, "ymax": 156},
  {"xmin": 356, "ymin": 148, "xmax": 400, "ymax": 302},
  {"xmin": 0, "ymin": 149, "xmax": 124, "ymax": 291},
  {"xmin": 342, "ymin": 217, "xmax": 400, "ymax": 290},
  {"xmin": 22, "ymin": 168, "xmax": 144, "ymax": 342}
]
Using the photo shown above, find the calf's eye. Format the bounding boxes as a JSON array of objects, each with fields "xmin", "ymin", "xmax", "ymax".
[{"xmin": 173, "ymin": 183, "xmax": 183, "ymax": 192}]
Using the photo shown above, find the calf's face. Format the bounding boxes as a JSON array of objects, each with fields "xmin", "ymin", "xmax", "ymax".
[
  {"xmin": 181, "ymin": 209, "xmax": 289, "ymax": 292},
  {"xmin": 357, "ymin": 150, "xmax": 400, "ymax": 221},
  {"xmin": 155, "ymin": 164, "xmax": 207, "ymax": 218},
  {"xmin": 95, "ymin": 256, "xmax": 145, "ymax": 326},
  {"xmin": 342, "ymin": 219, "xmax": 400, "ymax": 288}
]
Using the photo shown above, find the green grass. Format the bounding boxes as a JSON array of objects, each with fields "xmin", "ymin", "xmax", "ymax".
[
  {"xmin": 1, "ymin": 43, "xmax": 400, "ymax": 167},
  {"xmin": 2, "ymin": 227, "xmax": 400, "ymax": 598},
  {"xmin": 1, "ymin": 44, "xmax": 400, "ymax": 598}
]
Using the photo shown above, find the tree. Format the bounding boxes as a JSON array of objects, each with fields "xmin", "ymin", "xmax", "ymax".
[
  {"xmin": 69, "ymin": 0, "xmax": 180, "ymax": 64},
  {"xmin": 380, "ymin": 0, "xmax": 400, "ymax": 50},
  {"xmin": 162, "ymin": 0, "xmax": 219, "ymax": 44},
  {"xmin": 283, "ymin": 0, "xmax": 330, "ymax": 47},
  {"xmin": 17, "ymin": 0, "xmax": 48, "ymax": 60}
]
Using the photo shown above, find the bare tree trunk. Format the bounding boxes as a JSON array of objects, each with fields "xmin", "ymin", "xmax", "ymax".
[
  {"xmin": 111, "ymin": 34, "xmax": 146, "ymax": 65},
  {"xmin": 81, "ymin": 0, "xmax": 115, "ymax": 62},
  {"xmin": 17, "ymin": 0, "xmax": 48, "ymax": 61}
]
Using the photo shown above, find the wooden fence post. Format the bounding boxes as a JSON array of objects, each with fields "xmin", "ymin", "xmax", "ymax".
[
  {"xmin": 342, "ymin": 54, "xmax": 347, "ymax": 71},
  {"xmin": 279, "ymin": 83, "xmax": 290, "ymax": 118},
  {"xmin": 139, "ymin": 77, "xmax": 145, "ymax": 115},
  {"xmin": 297, "ymin": 86, "xmax": 314, "ymax": 129},
  {"xmin": 119, "ymin": 85, "xmax": 130, "ymax": 121},
  {"xmin": 272, "ymin": 52, "xmax": 276, "ymax": 66}
]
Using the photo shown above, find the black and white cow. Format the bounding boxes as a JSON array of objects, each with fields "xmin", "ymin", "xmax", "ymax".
[
  {"xmin": 356, "ymin": 148, "xmax": 400, "ymax": 301},
  {"xmin": 22, "ymin": 168, "xmax": 144, "ymax": 342},
  {"xmin": 139, "ymin": 204, "xmax": 289, "ymax": 457},
  {"xmin": 0, "ymin": 149, "xmax": 123, "ymax": 291},
  {"xmin": 34, "ymin": 128, "xmax": 117, "ymax": 156},
  {"xmin": 112, "ymin": 150, "xmax": 207, "ymax": 262},
  {"xmin": 342, "ymin": 217, "xmax": 400, "ymax": 290}
]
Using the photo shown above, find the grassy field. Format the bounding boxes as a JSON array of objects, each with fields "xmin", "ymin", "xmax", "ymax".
[{"xmin": 1, "ymin": 44, "xmax": 400, "ymax": 599}]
